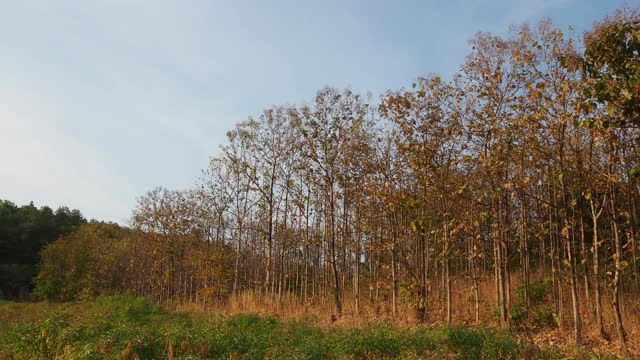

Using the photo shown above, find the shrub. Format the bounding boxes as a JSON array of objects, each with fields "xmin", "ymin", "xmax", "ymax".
[
  {"xmin": 118, "ymin": 297, "xmax": 157, "ymax": 324},
  {"xmin": 511, "ymin": 278, "xmax": 554, "ymax": 328},
  {"xmin": 448, "ymin": 325, "xmax": 484, "ymax": 359},
  {"xmin": 481, "ymin": 328, "xmax": 523, "ymax": 360},
  {"xmin": 532, "ymin": 305, "xmax": 555, "ymax": 327},
  {"xmin": 515, "ymin": 278, "xmax": 551, "ymax": 307},
  {"xmin": 510, "ymin": 301, "xmax": 526, "ymax": 325}
]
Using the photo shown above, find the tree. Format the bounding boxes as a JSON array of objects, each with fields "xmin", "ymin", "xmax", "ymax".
[
  {"xmin": 0, "ymin": 200, "xmax": 86, "ymax": 299},
  {"xmin": 580, "ymin": 8, "xmax": 640, "ymax": 128}
]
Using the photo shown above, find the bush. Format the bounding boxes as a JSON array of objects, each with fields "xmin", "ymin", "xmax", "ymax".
[
  {"xmin": 515, "ymin": 278, "xmax": 551, "ymax": 307},
  {"xmin": 118, "ymin": 297, "xmax": 158, "ymax": 324},
  {"xmin": 481, "ymin": 328, "xmax": 523, "ymax": 360},
  {"xmin": 511, "ymin": 278, "xmax": 554, "ymax": 328},
  {"xmin": 510, "ymin": 301, "xmax": 526, "ymax": 324},
  {"xmin": 532, "ymin": 305, "xmax": 555, "ymax": 327},
  {"xmin": 448, "ymin": 325, "xmax": 484, "ymax": 359}
]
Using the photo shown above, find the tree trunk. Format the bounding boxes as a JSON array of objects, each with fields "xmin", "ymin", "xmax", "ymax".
[
  {"xmin": 590, "ymin": 196, "xmax": 606, "ymax": 338},
  {"xmin": 610, "ymin": 184, "xmax": 627, "ymax": 348}
]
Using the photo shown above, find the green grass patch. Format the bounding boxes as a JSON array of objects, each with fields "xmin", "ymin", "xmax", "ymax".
[{"xmin": 0, "ymin": 295, "xmax": 608, "ymax": 359}]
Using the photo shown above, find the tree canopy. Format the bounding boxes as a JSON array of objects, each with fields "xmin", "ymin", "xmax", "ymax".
[{"xmin": 0, "ymin": 200, "xmax": 85, "ymax": 299}]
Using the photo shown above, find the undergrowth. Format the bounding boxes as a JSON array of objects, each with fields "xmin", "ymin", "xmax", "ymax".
[{"xmin": 0, "ymin": 295, "xmax": 628, "ymax": 359}]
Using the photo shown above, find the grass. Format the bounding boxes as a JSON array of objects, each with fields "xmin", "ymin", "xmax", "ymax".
[{"xmin": 0, "ymin": 295, "xmax": 627, "ymax": 359}]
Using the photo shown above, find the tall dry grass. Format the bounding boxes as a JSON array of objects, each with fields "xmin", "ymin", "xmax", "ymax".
[{"xmin": 172, "ymin": 271, "xmax": 640, "ymax": 356}]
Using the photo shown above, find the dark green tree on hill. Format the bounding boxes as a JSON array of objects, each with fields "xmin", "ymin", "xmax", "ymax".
[{"xmin": 0, "ymin": 200, "xmax": 86, "ymax": 299}]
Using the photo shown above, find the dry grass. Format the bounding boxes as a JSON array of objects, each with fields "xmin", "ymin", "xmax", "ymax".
[{"xmin": 170, "ymin": 272, "xmax": 640, "ymax": 358}]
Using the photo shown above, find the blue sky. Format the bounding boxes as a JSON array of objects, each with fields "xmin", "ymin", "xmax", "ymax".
[{"xmin": 0, "ymin": 0, "xmax": 637, "ymax": 223}]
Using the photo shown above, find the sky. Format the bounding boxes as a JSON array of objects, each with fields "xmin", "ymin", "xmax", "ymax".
[{"xmin": 0, "ymin": 0, "xmax": 637, "ymax": 224}]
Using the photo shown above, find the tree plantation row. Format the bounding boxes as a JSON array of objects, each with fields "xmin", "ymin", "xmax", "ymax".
[{"xmin": 33, "ymin": 8, "xmax": 640, "ymax": 352}]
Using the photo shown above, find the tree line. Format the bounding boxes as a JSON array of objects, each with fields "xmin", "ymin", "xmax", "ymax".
[
  {"xmin": 0, "ymin": 200, "xmax": 85, "ymax": 299},
  {"xmin": 33, "ymin": 8, "xmax": 640, "ymax": 350}
]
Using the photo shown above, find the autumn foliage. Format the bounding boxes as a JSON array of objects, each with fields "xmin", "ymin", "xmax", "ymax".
[{"xmin": 32, "ymin": 7, "xmax": 640, "ymax": 355}]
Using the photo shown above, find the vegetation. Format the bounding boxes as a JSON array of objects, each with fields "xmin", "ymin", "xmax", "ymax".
[
  {"xmin": 0, "ymin": 295, "xmax": 575, "ymax": 359},
  {"xmin": 0, "ymin": 200, "xmax": 85, "ymax": 299},
  {"xmin": 2, "ymin": 5, "xmax": 640, "ymax": 359}
]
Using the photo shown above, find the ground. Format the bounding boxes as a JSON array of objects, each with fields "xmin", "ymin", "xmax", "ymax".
[{"xmin": 0, "ymin": 296, "xmax": 634, "ymax": 359}]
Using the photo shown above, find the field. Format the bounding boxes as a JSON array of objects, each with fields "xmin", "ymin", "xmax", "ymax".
[{"xmin": 0, "ymin": 296, "xmax": 632, "ymax": 360}]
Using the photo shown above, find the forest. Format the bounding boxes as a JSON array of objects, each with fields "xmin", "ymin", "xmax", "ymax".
[
  {"xmin": 2, "ymin": 6, "xmax": 640, "ymax": 359},
  {"xmin": 0, "ymin": 200, "xmax": 85, "ymax": 299}
]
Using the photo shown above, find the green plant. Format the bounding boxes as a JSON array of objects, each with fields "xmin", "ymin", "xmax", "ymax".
[
  {"xmin": 515, "ymin": 278, "xmax": 551, "ymax": 307},
  {"xmin": 510, "ymin": 301, "xmax": 526, "ymax": 325},
  {"xmin": 532, "ymin": 305, "xmax": 555, "ymax": 327},
  {"xmin": 0, "ymin": 296, "xmax": 558, "ymax": 359}
]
